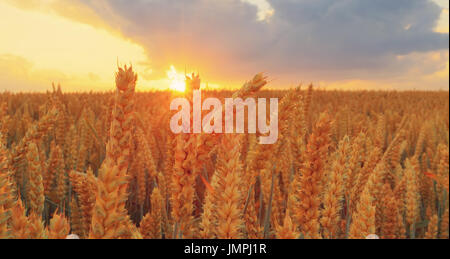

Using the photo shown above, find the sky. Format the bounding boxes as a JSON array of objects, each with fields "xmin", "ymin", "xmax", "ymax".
[{"xmin": 0, "ymin": 0, "xmax": 448, "ymax": 92}]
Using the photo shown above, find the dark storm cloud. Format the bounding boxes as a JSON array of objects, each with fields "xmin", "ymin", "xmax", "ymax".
[
  {"xmin": 81, "ymin": 0, "xmax": 448, "ymax": 82},
  {"xmin": 267, "ymin": 0, "xmax": 447, "ymax": 68}
]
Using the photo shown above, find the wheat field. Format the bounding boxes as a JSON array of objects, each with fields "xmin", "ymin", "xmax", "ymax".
[{"xmin": 0, "ymin": 65, "xmax": 448, "ymax": 239}]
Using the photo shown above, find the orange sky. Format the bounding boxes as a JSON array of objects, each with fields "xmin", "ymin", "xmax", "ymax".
[{"xmin": 0, "ymin": 0, "xmax": 448, "ymax": 92}]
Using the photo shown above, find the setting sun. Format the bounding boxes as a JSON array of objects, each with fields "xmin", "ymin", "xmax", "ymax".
[{"xmin": 167, "ymin": 65, "xmax": 186, "ymax": 92}]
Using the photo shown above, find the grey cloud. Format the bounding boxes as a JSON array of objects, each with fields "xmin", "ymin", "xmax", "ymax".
[
  {"xmin": 270, "ymin": 0, "xmax": 446, "ymax": 55},
  {"xmin": 80, "ymin": 0, "xmax": 448, "ymax": 83}
]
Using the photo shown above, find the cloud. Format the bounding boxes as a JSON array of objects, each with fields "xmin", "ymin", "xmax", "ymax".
[
  {"xmin": 0, "ymin": 1, "xmax": 152, "ymax": 92},
  {"xmin": 267, "ymin": 0, "xmax": 447, "ymax": 66},
  {"xmin": 0, "ymin": 54, "xmax": 113, "ymax": 92},
  {"xmin": 318, "ymin": 49, "xmax": 449, "ymax": 91},
  {"xmin": 4, "ymin": 0, "xmax": 114, "ymax": 33},
  {"xmin": 0, "ymin": 54, "xmax": 66, "ymax": 92},
  {"xmin": 73, "ymin": 0, "xmax": 448, "ymax": 86}
]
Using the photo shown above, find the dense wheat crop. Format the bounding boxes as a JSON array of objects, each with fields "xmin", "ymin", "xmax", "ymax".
[{"xmin": 0, "ymin": 66, "xmax": 448, "ymax": 239}]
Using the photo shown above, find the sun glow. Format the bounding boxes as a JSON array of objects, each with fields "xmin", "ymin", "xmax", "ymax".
[
  {"xmin": 0, "ymin": 1, "xmax": 148, "ymax": 92},
  {"xmin": 167, "ymin": 65, "xmax": 186, "ymax": 92}
]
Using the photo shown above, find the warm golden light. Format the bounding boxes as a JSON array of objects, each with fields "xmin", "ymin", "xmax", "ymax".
[
  {"xmin": 167, "ymin": 65, "xmax": 186, "ymax": 92},
  {"xmin": 0, "ymin": 1, "xmax": 150, "ymax": 92}
]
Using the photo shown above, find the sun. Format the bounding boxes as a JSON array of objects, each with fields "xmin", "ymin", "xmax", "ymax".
[{"xmin": 167, "ymin": 65, "xmax": 186, "ymax": 92}]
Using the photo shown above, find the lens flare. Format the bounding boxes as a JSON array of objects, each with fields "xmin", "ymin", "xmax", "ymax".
[{"xmin": 167, "ymin": 65, "xmax": 186, "ymax": 92}]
